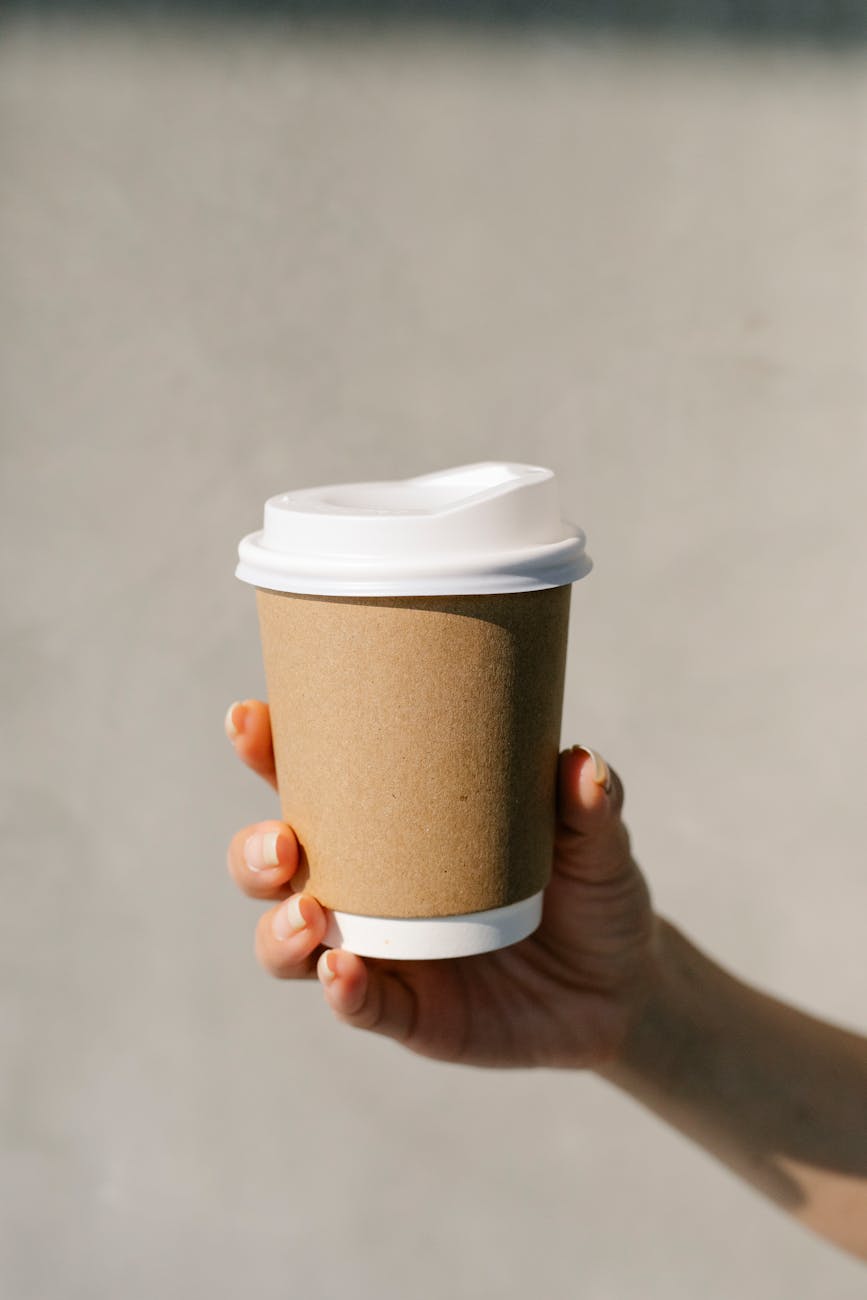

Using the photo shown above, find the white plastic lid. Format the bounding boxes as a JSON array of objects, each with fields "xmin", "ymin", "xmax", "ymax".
[{"xmin": 236, "ymin": 461, "xmax": 591, "ymax": 596}]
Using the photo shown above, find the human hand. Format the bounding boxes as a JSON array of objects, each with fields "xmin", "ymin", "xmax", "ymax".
[{"xmin": 225, "ymin": 700, "xmax": 657, "ymax": 1070}]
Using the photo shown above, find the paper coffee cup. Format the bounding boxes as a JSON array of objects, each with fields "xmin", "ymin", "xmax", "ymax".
[{"xmin": 236, "ymin": 462, "xmax": 591, "ymax": 960}]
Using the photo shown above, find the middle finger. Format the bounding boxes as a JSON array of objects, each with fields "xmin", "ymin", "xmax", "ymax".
[{"xmin": 227, "ymin": 820, "xmax": 301, "ymax": 900}]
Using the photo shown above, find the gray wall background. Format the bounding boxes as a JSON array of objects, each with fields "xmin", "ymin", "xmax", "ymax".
[{"xmin": 2, "ymin": 14, "xmax": 866, "ymax": 1298}]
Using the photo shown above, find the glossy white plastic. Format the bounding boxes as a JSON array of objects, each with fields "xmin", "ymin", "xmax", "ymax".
[{"xmin": 236, "ymin": 461, "xmax": 591, "ymax": 595}]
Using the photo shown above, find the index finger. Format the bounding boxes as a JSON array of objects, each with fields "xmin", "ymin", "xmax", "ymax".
[{"xmin": 224, "ymin": 699, "xmax": 278, "ymax": 790}]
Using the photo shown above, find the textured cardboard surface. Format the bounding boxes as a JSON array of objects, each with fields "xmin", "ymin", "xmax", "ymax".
[{"xmin": 256, "ymin": 586, "xmax": 571, "ymax": 917}]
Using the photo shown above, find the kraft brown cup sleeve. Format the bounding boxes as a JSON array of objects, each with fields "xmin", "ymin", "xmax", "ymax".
[{"xmin": 255, "ymin": 585, "xmax": 571, "ymax": 919}]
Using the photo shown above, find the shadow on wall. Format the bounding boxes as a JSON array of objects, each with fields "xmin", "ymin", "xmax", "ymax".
[{"xmin": 3, "ymin": 0, "xmax": 867, "ymax": 42}]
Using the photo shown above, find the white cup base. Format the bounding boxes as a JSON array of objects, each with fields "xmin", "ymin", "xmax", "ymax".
[{"xmin": 322, "ymin": 892, "xmax": 544, "ymax": 961}]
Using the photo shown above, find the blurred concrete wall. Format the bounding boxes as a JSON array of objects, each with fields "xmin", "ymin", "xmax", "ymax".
[{"xmin": 1, "ymin": 15, "xmax": 866, "ymax": 1299}]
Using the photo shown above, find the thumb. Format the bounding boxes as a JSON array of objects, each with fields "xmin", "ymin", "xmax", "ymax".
[{"xmin": 553, "ymin": 746, "xmax": 630, "ymax": 882}]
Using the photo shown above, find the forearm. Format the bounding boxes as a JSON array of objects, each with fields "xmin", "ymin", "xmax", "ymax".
[{"xmin": 598, "ymin": 918, "xmax": 867, "ymax": 1260}]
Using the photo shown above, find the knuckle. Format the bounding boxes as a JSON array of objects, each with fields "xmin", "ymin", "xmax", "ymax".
[
  {"xmin": 257, "ymin": 943, "xmax": 288, "ymax": 980},
  {"xmin": 253, "ymin": 914, "xmax": 315, "ymax": 980},
  {"xmin": 345, "ymin": 982, "xmax": 381, "ymax": 1032},
  {"xmin": 253, "ymin": 917, "xmax": 283, "ymax": 976},
  {"xmin": 227, "ymin": 827, "xmax": 250, "ymax": 873},
  {"xmin": 242, "ymin": 877, "xmax": 276, "ymax": 900},
  {"xmin": 337, "ymin": 1003, "xmax": 373, "ymax": 1031},
  {"xmin": 252, "ymin": 920, "xmax": 271, "ymax": 971}
]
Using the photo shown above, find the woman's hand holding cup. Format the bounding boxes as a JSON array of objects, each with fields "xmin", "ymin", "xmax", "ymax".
[{"xmin": 225, "ymin": 698, "xmax": 657, "ymax": 1072}]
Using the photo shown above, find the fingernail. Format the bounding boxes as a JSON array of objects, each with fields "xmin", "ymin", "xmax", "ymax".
[
  {"xmin": 573, "ymin": 745, "xmax": 613, "ymax": 794},
  {"xmin": 272, "ymin": 894, "xmax": 307, "ymax": 940},
  {"xmin": 224, "ymin": 701, "xmax": 246, "ymax": 741},
  {"xmin": 317, "ymin": 951, "xmax": 337, "ymax": 985},
  {"xmin": 244, "ymin": 831, "xmax": 282, "ymax": 873}
]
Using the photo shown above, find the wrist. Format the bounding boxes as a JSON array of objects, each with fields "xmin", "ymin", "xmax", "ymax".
[{"xmin": 594, "ymin": 915, "xmax": 711, "ymax": 1089}]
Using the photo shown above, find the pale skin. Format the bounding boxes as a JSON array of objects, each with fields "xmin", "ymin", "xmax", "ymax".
[{"xmin": 225, "ymin": 699, "xmax": 867, "ymax": 1261}]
